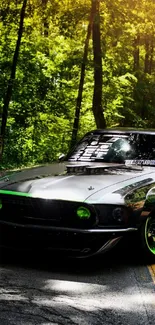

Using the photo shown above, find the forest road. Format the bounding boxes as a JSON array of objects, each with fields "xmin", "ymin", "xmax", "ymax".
[{"xmin": 0, "ymin": 239, "xmax": 155, "ymax": 325}]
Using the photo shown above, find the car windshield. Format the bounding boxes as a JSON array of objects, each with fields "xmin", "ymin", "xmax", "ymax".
[{"xmin": 68, "ymin": 132, "xmax": 155, "ymax": 165}]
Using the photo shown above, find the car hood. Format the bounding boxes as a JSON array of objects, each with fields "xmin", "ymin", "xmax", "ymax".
[{"xmin": 0, "ymin": 163, "xmax": 154, "ymax": 203}]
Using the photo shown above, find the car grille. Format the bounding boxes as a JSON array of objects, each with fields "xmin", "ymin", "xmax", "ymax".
[{"xmin": 0, "ymin": 194, "xmax": 96, "ymax": 228}]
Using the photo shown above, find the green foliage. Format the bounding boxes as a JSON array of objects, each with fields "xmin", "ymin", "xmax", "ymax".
[{"xmin": 1, "ymin": 0, "xmax": 155, "ymax": 168}]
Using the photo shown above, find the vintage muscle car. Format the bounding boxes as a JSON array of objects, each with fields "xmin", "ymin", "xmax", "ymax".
[{"xmin": 0, "ymin": 129, "xmax": 155, "ymax": 259}]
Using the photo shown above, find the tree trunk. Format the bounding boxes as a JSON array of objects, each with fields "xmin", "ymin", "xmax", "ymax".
[
  {"xmin": 70, "ymin": 5, "xmax": 94, "ymax": 149},
  {"xmin": 92, "ymin": 0, "xmax": 106, "ymax": 129},
  {"xmin": 133, "ymin": 34, "xmax": 140, "ymax": 71},
  {"xmin": 141, "ymin": 35, "xmax": 154, "ymax": 120},
  {"xmin": 42, "ymin": 0, "xmax": 49, "ymax": 37},
  {"xmin": 0, "ymin": 0, "xmax": 27, "ymax": 158},
  {"xmin": 149, "ymin": 37, "xmax": 154, "ymax": 74},
  {"xmin": 144, "ymin": 36, "xmax": 150, "ymax": 74},
  {"xmin": 144, "ymin": 35, "xmax": 154, "ymax": 75}
]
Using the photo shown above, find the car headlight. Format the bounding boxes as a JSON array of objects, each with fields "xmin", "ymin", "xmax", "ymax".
[
  {"xmin": 76, "ymin": 206, "xmax": 91, "ymax": 219},
  {"xmin": 95, "ymin": 204, "xmax": 129, "ymax": 225},
  {"xmin": 112, "ymin": 207, "xmax": 125, "ymax": 223}
]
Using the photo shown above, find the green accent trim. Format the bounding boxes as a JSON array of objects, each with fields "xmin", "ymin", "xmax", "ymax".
[
  {"xmin": 0, "ymin": 190, "xmax": 32, "ymax": 197},
  {"xmin": 77, "ymin": 206, "xmax": 91, "ymax": 219},
  {"xmin": 0, "ymin": 199, "xmax": 2, "ymax": 209},
  {"xmin": 145, "ymin": 217, "xmax": 155, "ymax": 255}
]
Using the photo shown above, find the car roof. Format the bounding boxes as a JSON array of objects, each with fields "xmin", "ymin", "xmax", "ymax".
[{"xmin": 86, "ymin": 128, "xmax": 155, "ymax": 136}]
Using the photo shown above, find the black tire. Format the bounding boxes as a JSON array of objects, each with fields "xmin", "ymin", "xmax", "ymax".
[{"xmin": 140, "ymin": 216, "xmax": 155, "ymax": 261}]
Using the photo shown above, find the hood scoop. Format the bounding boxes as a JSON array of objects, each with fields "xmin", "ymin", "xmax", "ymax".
[
  {"xmin": 86, "ymin": 164, "xmax": 123, "ymax": 175},
  {"xmin": 66, "ymin": 164, "xmax": 90, "ymax": 174},
  {"xmin": 66, "ymin": 163, "xmax": 125, "ymax": 175}
]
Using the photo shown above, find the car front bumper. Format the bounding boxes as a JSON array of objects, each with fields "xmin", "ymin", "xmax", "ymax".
[{"xmin": 0, "ymin": 220, "xmax": 138, "ymax": 257}]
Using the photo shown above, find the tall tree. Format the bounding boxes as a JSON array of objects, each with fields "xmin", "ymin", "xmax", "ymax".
[
  {"xmin": 133, "ymin": 35, "xmax": 140, "ymax": 72},
  {"xmin": 92, "ymin": 0, "xmax": 106, "ymax": 129},
  {"xmin": 70, "ymin": 3, "xmax": 94, "ymax": 149},
  {"xmin": 0, "ymin": 0, "xmax": 27, "ymax": 158},
  {"xmin": 42, "ymin": 0, "xmax": 49, "ymax": 37}
]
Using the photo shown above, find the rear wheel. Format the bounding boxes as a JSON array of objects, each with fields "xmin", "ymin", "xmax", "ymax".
[{"xmin": 140, "ymin": 216, "xmax": 155, "ymax": 261}]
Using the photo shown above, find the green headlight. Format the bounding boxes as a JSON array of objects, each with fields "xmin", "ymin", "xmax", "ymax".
[{"xmin": 77, "ymin": 206, "xmax": 91, "ymax": 219}]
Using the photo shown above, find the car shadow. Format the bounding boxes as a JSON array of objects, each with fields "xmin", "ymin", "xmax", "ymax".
[{"xmin": 0, "ymin": 236, "xmax": 149, "ymax": 275}]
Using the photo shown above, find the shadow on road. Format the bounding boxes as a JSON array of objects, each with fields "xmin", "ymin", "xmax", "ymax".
[{"xmin": 0, "ymin": 237, "xmax": 155, "ymax": 325}]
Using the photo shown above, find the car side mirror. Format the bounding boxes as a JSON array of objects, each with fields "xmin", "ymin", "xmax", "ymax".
[{"xmin": 58, "ymin": 153, "xmax": 65, "ymax": 161}]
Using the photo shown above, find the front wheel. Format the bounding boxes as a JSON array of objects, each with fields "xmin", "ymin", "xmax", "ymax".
[{"xmin": 140, "ymin": 216, "xmax": 155, "ymax": 261}]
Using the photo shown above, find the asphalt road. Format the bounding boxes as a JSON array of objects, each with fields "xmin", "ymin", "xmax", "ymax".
[{"xmin": 0, "ymin": 240, "xmax": 155, "ymax": 325}]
